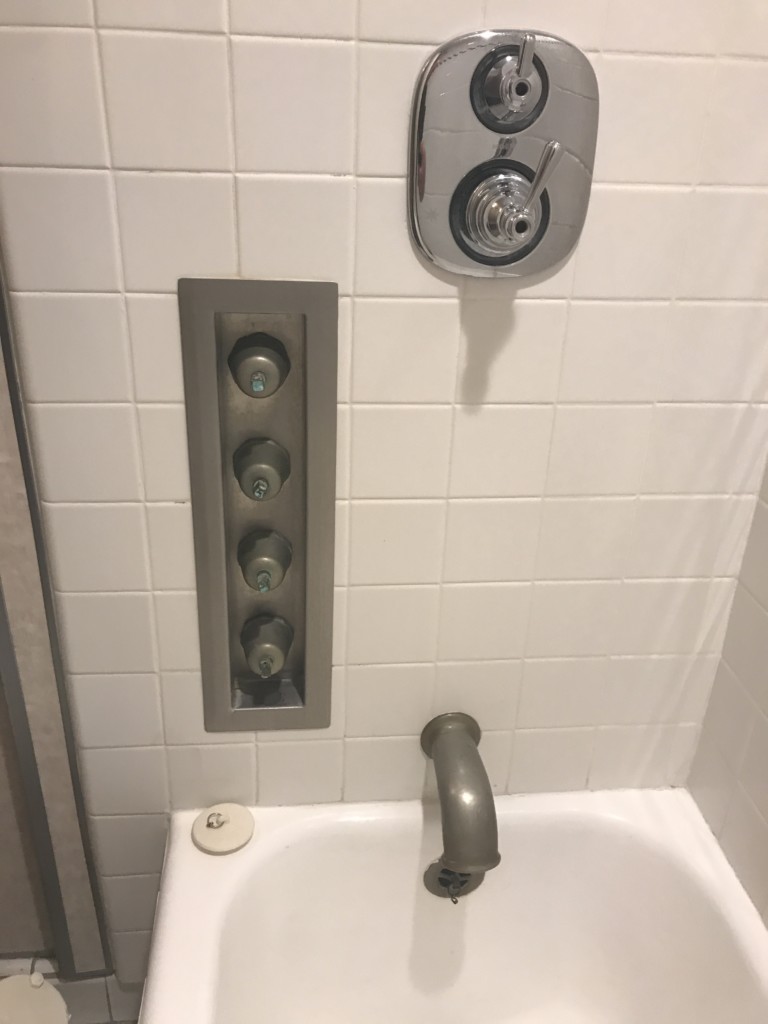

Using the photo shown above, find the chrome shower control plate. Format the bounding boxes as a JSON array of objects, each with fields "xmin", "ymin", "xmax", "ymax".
[{"xmin": 409, "ymin": 30, "xmax": 599, "ymax": 279}]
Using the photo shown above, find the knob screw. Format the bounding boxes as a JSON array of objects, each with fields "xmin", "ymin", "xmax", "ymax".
[
  {"xmin": 250, "ymin": 371, "xmax": 267, "ymax": 394},
  {"xmin": 252, "ymin": 478, "xmax": 269, "ymax": 500},
  {"xmin": 255, "ymin": 570, "xmax": 272, "ymax": 593},
  {"xmin": 258, "ymin": 657, "xmax": 274, "ymax": 679}
]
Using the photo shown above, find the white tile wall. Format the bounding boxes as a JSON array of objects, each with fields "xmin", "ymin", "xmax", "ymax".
[
  {"xmin": 691, "ymin": 460, "xmax": 768, "ymax": 927},
  {"xmin": 2, "ymin": 0, "xmax": 768, "ymax": 1003}
]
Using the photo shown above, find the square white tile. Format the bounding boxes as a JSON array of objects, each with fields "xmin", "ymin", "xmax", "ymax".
[
  {"xmin": 456, "ymin": 300, "xmax": 567, "ymax": 405},
  {"xmin": 351, "ymin": 406, "xmax": 452, "ymax": 498},
  {"xmin": 347, "ymin": 585, "xmax": 440, "ymax": 664},
  {"xmin": 443, "ymin": 499, "xmax": 540, "ymax": 582},
  {"xmin": 526, "ymin": 581, "xmax": 622, "ymax": 658},
  {"xmin": 604, "ymin": 655, "xmax": 716, "ymax": 727},
  {"xmin": 52, "ymin": 978, "xmax": 110, "ymax": 1024},
  {"xmin": 230, "ymin": 0, "xmax": 355, "ymax": 36},
  {"xmin": 590, "ymin": 724, "xmax": 686, "ymax": 789},
  {"xmin": 29, "ymin": 405, "xmax": 141, "ymax": 502},
  {"xmin": 80, "ymin": 746, "xmax": 168, "ymax": 815},
  {"xmin": 44, "ymin": 503, "xmax": 149, "ymax": 592},
  {"xmin": 154, "ymin": 592, "xmax": 200, "ymax": 671},
  {"xmin": 438, "ymin": 584, "xmax": 531, "ymax": 661},
  {"xmin": 359, "ymin": 0, "xmax": 483, "ymax": 43},
  {"xmin": 137, "ymin": 405, "xmax": 191, "ymax": 501},
  {"xmin": 238, "ymin": 175, "xmax": 354, "ymax": 293},
  {"xmin": 13, "ymin": 294, "xmax": 131, "ymax": 403},
  {"xmin": 349, "ymin": 500, "xmax": 445, "ymax": 584},
  {"xmin": 573, "ymin": 186, "xmax": 689, "ymax": 299},
  {"xmin": 449, "ymin": 405, "xmax": 554, "ymax": 497},
  {"xmin": 233, "ymin": 38, "xmax": 354, "ymax": 173},
  {"xmin": 593, "ymin": 56, "xmax": 711, "ymax": 183},
  {"xmin": 110, "ymin": 930, "xmax": 151, "ymax": 985},
  {"xmin": 616, "ymin": 579, "xmax": 733, "ymax": 657},
  {"xmin": 352, "ymin": 299, "xmax": 460, "ymax": 403},
  {"xmin": 102, "ymin": 873, "xmax": 160, "ymax": 934},
  {"xmin": 486, "ymin": 0, "xmax": 607, "ymax": 51},
  {"xmin": 508, "ymin": 728, "xmax": 595, "ymax": 794},
  {"xmin": 355, "ymin": 178, "xmax": 459, "ymax": 297},
  {"xmin": 116, "ymin": 173, "xmax": 237, "ymax": 291},
  {"xmin": 96, "ymin": 0, "xmax": 225, "ymax": 30},
  {"xmin": 662, "ymin": 304, "xmax": 768, "ymax": 403},
  {"xmin": 101, "ymin": 31, "xmax": 231, "ymax": 170},
  {"xmin": 0, "ymin": 0, "xmax": 92, "ymax": 24},
  {"xmin": 343, "ymin": 737, "xmax": 426, "ymax": 801},
  {"xmin": 433, "ymin": 661, "xmax": 521, "ymax": 731},
  {"xmin": 0, "ymin": 169, "xmax": 119, "ymax": 291},
  {"xmin": 167, "ymin": 744, "xmax": 255, "ymax": 809},
  {"xmin": 700, "ymin": 61, "xmax": 768, "ymax": 185},
  {"xmin": 719, "ymin": 787, "xmax": 768, "ymax": 912},
  {"xmin": 345, "ymin": 664, "xmax": 435, "ymax": 737},
  {"xmin": 126, "ymin": 295, "xmax": 184, "ymax": 403},
  {"xmin": 90, "ymin": 814, "xmax": 168, "ymax": 877},
  {"xmin": 559, "ymin": 301, "xmax": 671, "ymax": 403},
  {"xmin": 357, "ymin": 43, "xmax": 432, "ymax": 176},
  {"xmin": 602, "ymin": 0, "xmax": 721, "ymax": 54},
  {"xmin": 146, "ymin": 503, "xmax": 196, "ymax": 590},
  {"xmin": 58, "ymin": 593, "xmax": 155, "ymax": 674},
  {"xmin": 642, "ymin": 405, "xmax": 768, "ymax": 495},
  {"xmin": 161, "ymin": 671, "xmax": 251, "ymax": 745},
  {"xmin": 624, "ymin": 497, "xmax": 753, "ymax": 580},
  {"xmin": 535, "ymin": 498, "xmax": 633, "ymax": 580},
  {"xmin": 518, "ymin": 658, "xmax": 610, "ymax": 729},
  {"xmin": 258, "ymin": 741, "xmax": 343, "ymax": 805},
  {"xmin": 546, "ymin": 405, "xmax": 652, "ymax": 496},
  {"xmin": 678, "ymin": 190, "xmax": 768, "ymax": 300},
  {"xmin": 0, "ymin": 28, "xmax": 106, "ymax": 166}
]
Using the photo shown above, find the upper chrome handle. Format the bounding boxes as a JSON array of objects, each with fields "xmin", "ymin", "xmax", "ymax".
[
  {"xmin": 498, "ymin": 33, "xmax": 538, "ymax": 112},
  {"xmin": 524, "ymin": 140, "xmax": 563, "ymax": 214}
]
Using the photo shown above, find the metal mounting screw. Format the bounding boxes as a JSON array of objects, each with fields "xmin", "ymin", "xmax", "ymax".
[
  {"xmin": 250, "ymin": 371, "xmax": 267, "ymax": 394},
  {"xmin": 252, "ymin": 478, "xmax": 269, "ymax": 500},
  {"xmin": 206, "ymin": 811, "xmax": 227, "ymax": 829},
  {"xmin": 255, "ymin": 570, "xmax": 272, "ymax": 593},
  {"xmin": 258, "ymin": 657, "xmax": 274, "ymax": 679}
]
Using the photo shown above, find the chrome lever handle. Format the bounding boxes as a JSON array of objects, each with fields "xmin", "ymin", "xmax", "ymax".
[
  {"xmin": 516, "ymin": 33, "xmax": 536, "ymax": 79},
  {"xmin": 523, "ymin": 141, "xmax": 563, "ymax": 214}
]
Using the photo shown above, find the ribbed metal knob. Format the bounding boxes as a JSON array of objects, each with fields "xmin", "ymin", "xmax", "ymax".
[
  {"xmin": 237, "ymin": 529, "xmax": 292, "ymax": 593},
  {"xmin": 241, "ymin": 615, "xmax": 293, "ymax": 679},
  {"xmin": 229, "ymin": 332, "xmax": 289, "ymax": 398},
  {"xmin": 233, "ymin": 438, "xmax": 290, "ymax": 502}
]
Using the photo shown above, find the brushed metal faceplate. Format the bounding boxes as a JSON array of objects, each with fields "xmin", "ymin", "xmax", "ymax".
[{"xmin": 178, "ymin": 279, "xmax": 337, "ymax": 732}]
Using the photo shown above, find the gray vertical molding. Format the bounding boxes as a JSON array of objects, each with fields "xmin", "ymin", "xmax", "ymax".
[{"xmin": 0, "ymin": 250, "xmax": 111, "ymax": 978}]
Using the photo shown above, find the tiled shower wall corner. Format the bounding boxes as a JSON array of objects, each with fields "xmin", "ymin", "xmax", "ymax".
[
  {"xmin": 2, "ymin": 0, "xmax": 768, "ymax": 994},
  {"xmin": 690, "ymin": 459, "xmax": 768, "ymax": 928}
]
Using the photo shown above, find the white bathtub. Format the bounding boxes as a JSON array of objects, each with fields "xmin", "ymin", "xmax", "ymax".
[{"xmin": 140, "ymin": 789, "xmax": 768, "ymax": 1023}]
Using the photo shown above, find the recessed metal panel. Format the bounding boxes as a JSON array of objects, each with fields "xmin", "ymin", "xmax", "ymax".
[{"xmin": 178, "ymin": 279, "xmax": 337, "ymax": 731}]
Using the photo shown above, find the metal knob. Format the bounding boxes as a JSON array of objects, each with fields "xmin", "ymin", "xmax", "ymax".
[
  {"xmin": 238, "ymin": 529, "xmax": 292, "ymax": 593},
  {"xmin": 229, "ymin": 332, "xmax": 289, "ymax": 398},
  {"xmin": 233, "ymin": 438, "xmax": 290, "ymax": 502},
  {"xmin": 463, "ymin": 141, "xmax": 563, "ymax": 260},
  {"xmin": 472, "ymin": 34, "xmax": 546, "ymax": 132},
  {"xmin": 241, "ymin": 615, "xmax": 293, "ymax": 679}
]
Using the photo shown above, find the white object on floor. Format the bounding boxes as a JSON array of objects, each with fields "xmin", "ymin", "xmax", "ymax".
[
  {"xmin": 0, "ymin": 973, "xmax": 68, "ymax": 1024},
  {"xmin": 142, "ymin": 789, "xmax": 768, "ymax": 1023},
  {"xmin": 191, "ymin": 803, "xmax": 254, "ymax": 855}
]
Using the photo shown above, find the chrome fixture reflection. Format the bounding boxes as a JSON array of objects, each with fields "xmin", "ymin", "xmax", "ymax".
[{"xmin": 409, "ymin": 30, "xmax": 599, "ymax": 279}]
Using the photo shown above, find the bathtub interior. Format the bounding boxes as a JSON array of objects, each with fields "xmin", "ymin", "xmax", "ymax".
[{"xmin": 210, "ymin": 792, "xmax": 768, "ymax": 1024}]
